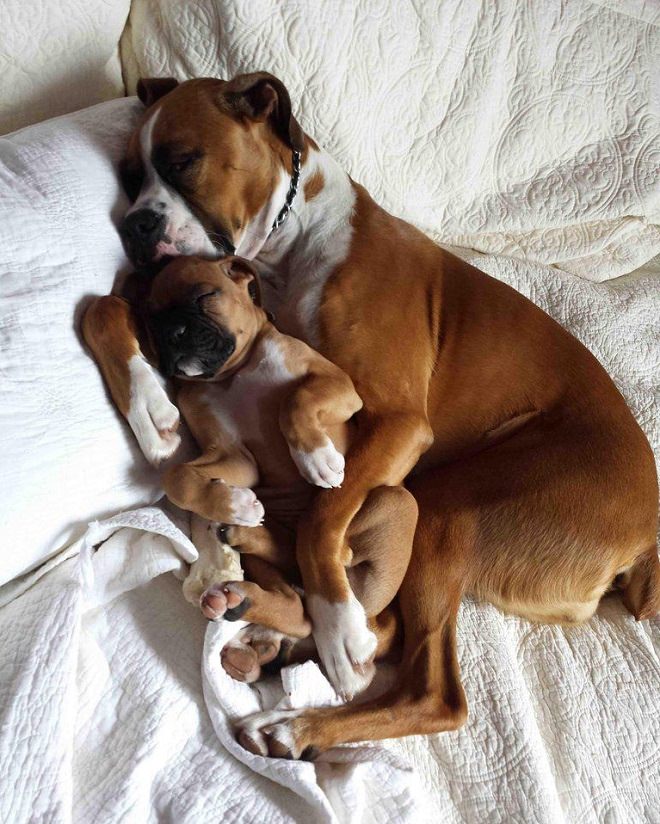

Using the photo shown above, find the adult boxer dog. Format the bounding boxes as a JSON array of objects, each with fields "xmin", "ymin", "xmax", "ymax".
[{"xmin": 83, "ymin": 72, "xmax": 659, "ymax": 759}]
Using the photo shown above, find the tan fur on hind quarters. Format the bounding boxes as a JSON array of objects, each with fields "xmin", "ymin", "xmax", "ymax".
[{"xmin": 621, "ymin": 547, "xmax": 660, "ymax": 621}]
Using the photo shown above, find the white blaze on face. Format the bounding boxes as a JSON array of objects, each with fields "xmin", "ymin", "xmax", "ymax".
[
  {"xmin": 234, "ymin": 167, "xmax": 290, "ymax": 260},
  {"xmin": 126, "ymin": 108, "xmax": 218, "ymax": 260}
]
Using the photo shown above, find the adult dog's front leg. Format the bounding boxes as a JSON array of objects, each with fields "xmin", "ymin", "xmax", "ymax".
[
  {"xmin": 82, "ymin": 295, "xmax": 180, "ymax": 465},
  {"xmin": 298, "ymin": 411, "xmax": 432, "ymax": 699}
]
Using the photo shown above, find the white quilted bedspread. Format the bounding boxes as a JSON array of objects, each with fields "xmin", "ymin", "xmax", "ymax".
[
  {"xmin": 0, "ymin": 0, "xmax": 129, "ymax": 134},
  {"xmin": 122, "ymin": 0, "xmax": 660, "ymax": 281}
]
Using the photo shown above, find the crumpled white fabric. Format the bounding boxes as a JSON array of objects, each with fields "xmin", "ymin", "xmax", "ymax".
[
  {"xmin": 0, "ymin": 505, "xmax": 428, "ymax": 824},
  {"xmin": 122, "ymin": 0, "xmax": 660, "ymax": 281}
]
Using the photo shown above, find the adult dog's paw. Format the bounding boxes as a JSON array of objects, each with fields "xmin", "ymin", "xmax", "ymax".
[
  {"xmin": 289, "ymin": 439, "xmax": 344, "ymax": 488},
  {"xmin": 307, "ymin": 592, "xmax": 377, "ymax": 701}
]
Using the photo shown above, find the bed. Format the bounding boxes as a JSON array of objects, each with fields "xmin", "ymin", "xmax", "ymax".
[{"xmin": 0, "ymin": 2, "xmax": 658, "ymax": 822}]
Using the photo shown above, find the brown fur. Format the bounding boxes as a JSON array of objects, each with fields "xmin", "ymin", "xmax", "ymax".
[
  {"xmin": 82, "ymin": 295, "xmax": 141, "ymax": 416},
  {"xmin": 303, "ymin": 170, "xmax": 325, "ymax": 202},
  {"xmin": 83, "ymin": 73, "xmax": 660, "ymax": 758}
]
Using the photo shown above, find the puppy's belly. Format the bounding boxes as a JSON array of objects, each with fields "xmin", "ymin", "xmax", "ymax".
[{"xmin": 255, "ymin": 482, "xmax": 315, "ymax": 531}]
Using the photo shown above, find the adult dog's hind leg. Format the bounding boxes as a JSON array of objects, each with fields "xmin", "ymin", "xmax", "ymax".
[
  {"xmin": 307, "ymin": 485, "xmax": 418, "ymax": 700},
  {"xmin": 235, "ymin": 486, "xmax": 470, "ymax": 757}
]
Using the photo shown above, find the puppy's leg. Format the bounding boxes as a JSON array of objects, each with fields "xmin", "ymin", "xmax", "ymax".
[
  {"xmin": 82, "ymin": 295, "xmax": 180, "ymax": 465},
  {"xmin": 187, "ymin": 515, "xmax": 310, "ymax": 636},
  {"xmin": 221, "ymin": 625, "xmax": 307, "ymax": 684},
  {"xmin": 163, "ymin": 450, "xmax": 263, "ymax": 526},
  {"xmin": 209, "ymin": 555, "xmax": 311, "ymax": 636},
  {"xmin": 219, "ymin": 553, "xmax": 313, "ymax": 683},
  {"xmin": 280, "ymin": 369, "xmax": 362, "ymax": 489},
  {"xmin": 220, "ymin": 520, "xmax": 300, "ymax": 580}
]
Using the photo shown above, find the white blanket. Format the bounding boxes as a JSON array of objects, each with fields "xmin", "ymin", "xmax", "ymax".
[
  {"xmin": 0, "ymin": 506, "xmax": 426, "ymax": 824},
  {"xmin": 1, "ymin": 251, "xmax": 658, "ymax": 824}
]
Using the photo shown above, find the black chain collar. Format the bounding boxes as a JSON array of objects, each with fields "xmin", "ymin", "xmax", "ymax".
[{"xmin": 270, "ymin": 150, "xmax": 302, "ymax": 233}]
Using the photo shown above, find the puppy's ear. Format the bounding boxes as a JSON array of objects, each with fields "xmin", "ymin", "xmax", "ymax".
[
  {"xmin": 137, "ymin": 77, "xmax": 179, "ymax": 107},
  {"xmin": 222, "ymin": 72, "xmax": 304, "ymax": 152},
  {"xmin": 224, "ymin": 257, "xmax": 263, "ymax": 306}
]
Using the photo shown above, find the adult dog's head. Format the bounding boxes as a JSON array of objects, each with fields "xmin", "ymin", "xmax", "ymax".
[
  {"xmin": 119, "ymin": 73, "xmax": 304, "ymax": 267},
  {"xmin": 147, "ymin": 255, "xmax": 264, "ymax": 380}
]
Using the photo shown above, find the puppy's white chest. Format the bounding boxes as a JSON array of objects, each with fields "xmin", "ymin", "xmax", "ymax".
[{"xmin": 201, "ymin": 339, "xmax": 295, "ymax": 464}]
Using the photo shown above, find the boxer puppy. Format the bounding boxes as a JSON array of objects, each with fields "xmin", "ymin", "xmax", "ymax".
[
  {"xmin": 83, "ymin": 72, "xmax": 659, "ymax": 759},
  {"xmin": 148, "ymin": 254, "xmax": 417, "ymax": 696}
]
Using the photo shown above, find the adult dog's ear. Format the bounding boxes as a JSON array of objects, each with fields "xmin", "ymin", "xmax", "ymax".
[
  {"xmin": 136, "ymin": 77, "xmax": 179, "ymax": 107},
  {"xmin": 223, "ymin": 72, "xmax": 304, "ymax": 152},
  {"xmin": 224, "ymin": 256, "xmax": 263, "ymax": 306}
]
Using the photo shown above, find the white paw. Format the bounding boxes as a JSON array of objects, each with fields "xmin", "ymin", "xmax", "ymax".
[
  {"xmin": 289, "ymin": 438, "xmax": 345, "ymax": 488},
  {"xmin": 306, "ymin": 592, "xmax": 377, "ymax": 701},
  {"xmin": 127, "ymin": 355, "xmax": 180, "ymax": 466},
  {"xmin": 236, "ymin": 708, "xmax": 303, "ymax": 758},
  {"xmin": 228, "ymin": 486, "xmax": 265, "ymax": 526}
]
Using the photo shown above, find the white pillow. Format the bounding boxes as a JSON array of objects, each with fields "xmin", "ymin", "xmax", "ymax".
[
  {"xmin": 0, "ymin": 99, "xmax": 166, "ymax": 585},
  {"xmin": 0, "ymin": 0, "xmax": 129, "ymax": 134},
  {"xmin": 121, "ymin": 0, "xmax": 660, "ymax": 281}
]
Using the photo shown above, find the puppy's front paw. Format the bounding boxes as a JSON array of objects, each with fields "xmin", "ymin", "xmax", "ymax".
[
  {"xmin": 228, "ymin": 485, "xmax": 265, "ymax": 526},
  {"xmin": 289, "ymin": 439, "xmax": 345, "ymax": 489},
  {"xmin": 126, "ymin": 356, "xmax": 180, "ymax": 465}
]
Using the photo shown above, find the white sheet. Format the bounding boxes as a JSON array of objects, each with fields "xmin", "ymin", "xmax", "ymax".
[
  {"xmin": 122, "ymin": 0, "xmax": 660, "ymax": 281},
  {"xmin": 1, "ymin": 250, "xmax": 658, "ymax": 824},
  {"xmin": 0, "ymin": 99, "xmax": 169, "ymax": 585},
  {"xmin": 0, "ymin": 0, "xmax": 129, "ymax": 134}
]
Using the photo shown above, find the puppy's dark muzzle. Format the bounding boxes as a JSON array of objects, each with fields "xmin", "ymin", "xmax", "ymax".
[
  {"xmin": 120, "ymin": 208, "xmax": 166, "ymax": 263},
  {"xmin": 149, "ymin": 306, "xmax": 236, "ymax": 378}
]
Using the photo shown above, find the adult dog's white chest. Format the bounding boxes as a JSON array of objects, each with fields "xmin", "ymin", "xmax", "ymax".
[{"xmin": 254, "ymin": 150, "xmax": 356, "ymax": 348}]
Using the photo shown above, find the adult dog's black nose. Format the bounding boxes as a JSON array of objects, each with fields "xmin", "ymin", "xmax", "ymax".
[{"xmin": 121, "ymin": 208, "xmax": 165, "ymax": 247}]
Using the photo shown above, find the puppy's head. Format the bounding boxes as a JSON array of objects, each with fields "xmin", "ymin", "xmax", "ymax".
[
  {"xmin": 148, "ymin": 256, "xmax": 264, "ymax": 380},
  {"xmin": 119, "ymin": 73, "xmax": 304, "ymax": 267}
]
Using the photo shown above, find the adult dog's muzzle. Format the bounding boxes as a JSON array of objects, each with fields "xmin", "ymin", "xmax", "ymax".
[{"xmin": 120, "ymin": 208, "xmax": 166, "ymax": 264}]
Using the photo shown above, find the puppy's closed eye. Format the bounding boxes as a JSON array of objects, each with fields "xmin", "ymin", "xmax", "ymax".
[{"xmin": 195, "ymin": 290, "xmax": 221, "ymax": 304}]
